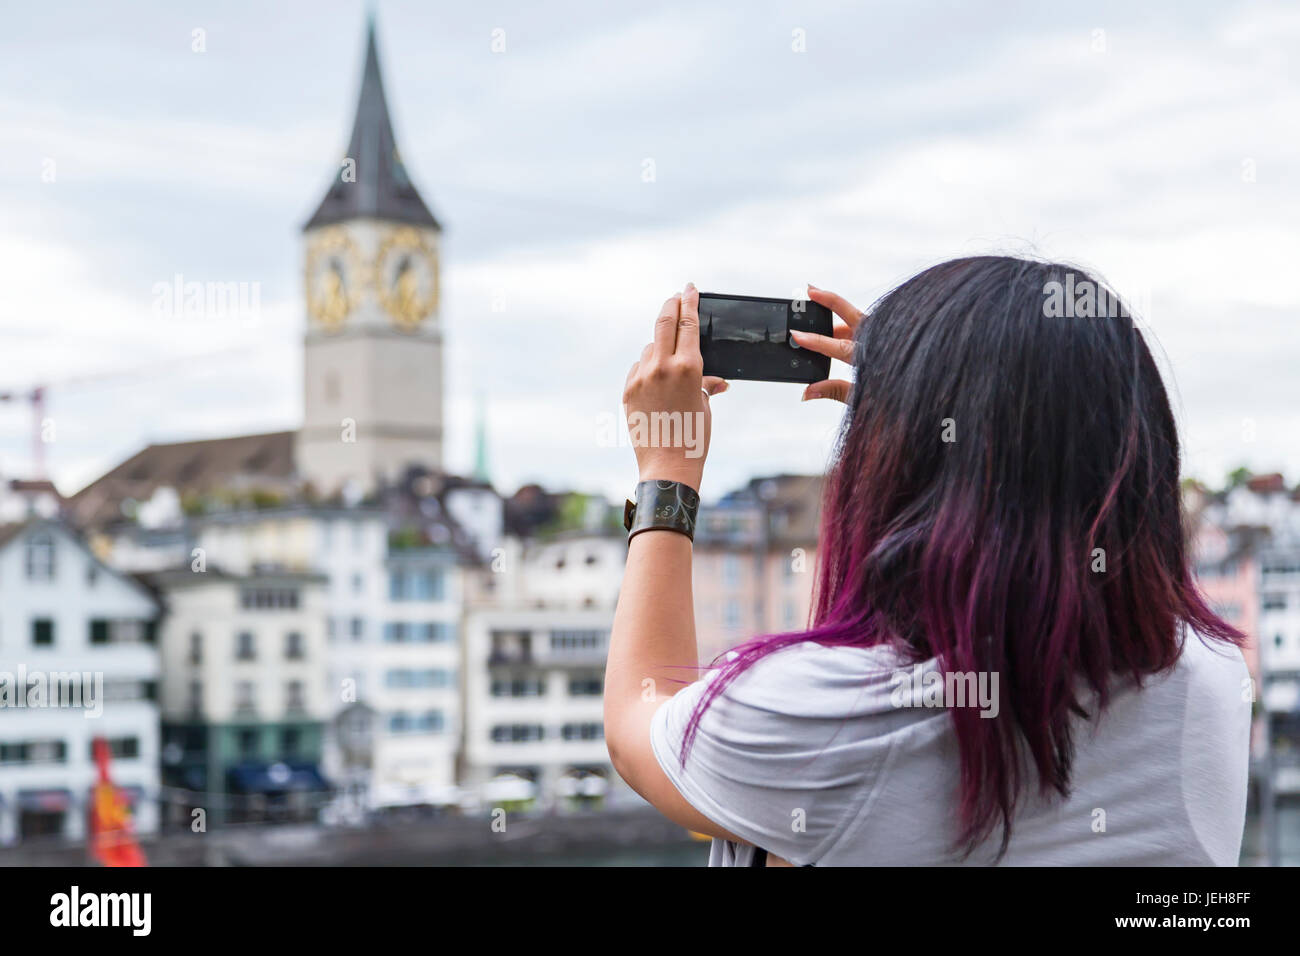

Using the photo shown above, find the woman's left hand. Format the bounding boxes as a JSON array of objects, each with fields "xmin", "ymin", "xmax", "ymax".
[
  {"xmin": 623, "ymin": 282, "xmax": 728, "ymax": 491},
  {"xmin": 790, "ymin": 284, "xmax": 865, "ymax": 403}
]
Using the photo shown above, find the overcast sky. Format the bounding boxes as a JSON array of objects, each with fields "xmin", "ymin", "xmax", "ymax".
[{"xmin": 1, "ymin": 0, "xmax": 1297, "ymax": 503}]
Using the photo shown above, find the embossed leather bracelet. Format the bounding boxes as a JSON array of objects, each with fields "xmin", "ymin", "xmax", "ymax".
[{"xmin": 623, "ymin": 479, "xmax": 700, "ymax": 542}]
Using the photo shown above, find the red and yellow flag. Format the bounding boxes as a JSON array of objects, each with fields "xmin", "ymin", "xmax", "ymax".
[{"xmin": 88, "ymin": 737, "xmax": 147, "ymax": 867}]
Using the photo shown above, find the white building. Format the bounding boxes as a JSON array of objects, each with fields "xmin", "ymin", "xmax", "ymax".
[
  {"xmin": 0, "ymin": 519, "xmax": 160, "ymax": 845},
  {"xmin": 151, "ymin": 565, "xmax": 330, "ymax": 825},
  {"xmin": 1258, "ymin": 541, "xmax": 1300, "ymax": 794},
  {"xmin": 462, "ymin": 532, "xmax": 631, "ymax": 809},
  {"xmin": 193, "ymin": 505, "xmax": 467, "ymax": 811}
]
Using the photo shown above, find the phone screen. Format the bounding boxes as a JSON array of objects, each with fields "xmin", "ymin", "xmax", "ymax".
[{"xmin": 698, "ymin": 293, "xmax": 833, "ymax": 384}]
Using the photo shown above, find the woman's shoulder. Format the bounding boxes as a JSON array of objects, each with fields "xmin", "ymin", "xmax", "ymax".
[{"xmin": 712, "ymin": 639, "xmax": 928, "ymax": 720}]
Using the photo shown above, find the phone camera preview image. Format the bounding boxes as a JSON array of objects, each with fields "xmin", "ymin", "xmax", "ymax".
[{"xmin": 698, "ymin": 293, "xmax": 833, "ymax": 384}]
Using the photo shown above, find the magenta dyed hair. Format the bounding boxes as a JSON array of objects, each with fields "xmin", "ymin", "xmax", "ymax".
[{"xmin": 683, "ymin": 256, "xmax": 1243, "ymax": 856}]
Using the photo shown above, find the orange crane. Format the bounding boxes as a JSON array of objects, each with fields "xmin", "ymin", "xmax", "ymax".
[
  {"xmin": 0, "ymin": 385, "xmax": 48, "ymax": 479},
  {"xmin": 0, "ymin": 347, "xmax": 261, "ymax": 480}
]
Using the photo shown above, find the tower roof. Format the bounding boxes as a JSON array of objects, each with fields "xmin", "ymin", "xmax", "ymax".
[{"xmin": 304, "ymin": 20, "xmax": 441, "ymax": 232}]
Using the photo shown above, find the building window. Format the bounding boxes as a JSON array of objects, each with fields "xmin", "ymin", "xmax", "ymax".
[
  {"xmin": 235, "ymin": 681, "xmax": 257, "ymax": 716},
  {"xmin": 31, "ymin": 740, "xmax": 67, "ymax": 764},
  {"xmin": 103, "ymin": 679, "xmax": 156, "ymax": 702},
  {"xmin": 286, "ymin": 681, "xmax": 306, "ymax": 714},
  {"xmin": 490, "ymin": 724, "xmax": 544, "ymax": 743},
  {"xmin": 489, "ymin": 630, "xmax": 532, "ymax": 664},
  {"xmin": 239, "ymin": 588, "xmax": 300, "ymax": 610},
  {"xmin": 89, "ymin": 619, "xmax": 146, "ymax": 645},
  {"xmin": 189, "ymin": 631, "xmax": 203, "ymax": 664},
  {"xmin": 187, "ymin": 680, "xmax": 203, "ymax": 716},
  {"xmin": 561, "ymin": 722, "xmax": 604, "ymax": 741},
  {"xmin": 30, "ymin": 740, "xmax": 67, "ymax": 763},
  {"xmin": 388, "ymin": 710, "xmax": 445, "ymax": 735},
  {"xmin": 31, "ymin": 618, "xmax": 55, "ymax": 646},
  {"xmin": 90, "ymin": 737, "xmax": 139, "ymax": 761},
  {"xmin": 350, "ymin": 617, "xmax": 364, "ymax": 641},
  {"xmin": 237, "ymin": 729, "xmax": 259, "ymax": 759},
  {"xmin": 420, "ymin": 622, "xmax": 452, "ymax": 643},
  {"xmin": 722, "ymin": 555, "xmax": 740, "ymax": 589},
  {"xmin": 549, "ymin": 629, "xmax": 605, "ymax": 654},
  {"xmin": 491, "ymin": 676, "xmax": 545, "ymax": 697},
  {"xmin": 387, "ymin": 668, "xmax": 452, "ymax": 689},
  {"xmin": 1263, "ymin": 594, "xmax": 1287, "ymax": 611},
  {"xmin": 418, "ymin": 569, "xmax": 444, "ymax": 600},
  {"xmin": 723, "ymin": 600, "xmax": 741, "ymax": 628},
  {"xmin": 0, "ymin": 740, "xmax": 66, "ymax": 765},
  {"xmin": 567, "ymin": 675, "xmax": 603, "ymax": 697},
  {"xmin": 389, "ymin": 567, "xmax": 446, "ymax": 601},
  {"xmin": 352, "ymin": 573, "xmax": 364, "ymax": 594},
  {"xmin": 281, "ymin": 728, "xmax": 302, "ymax": 757},
  {"xmin": 285, "ymin": 632, "xmax": 305, "ymax": 659},
  {"xmin": 25, "ymin": 532, "xmax": 55, "ymax": 581},
  {"xmin": 236, "ymin": 631, "xmax": 256, "ymax": 660}
]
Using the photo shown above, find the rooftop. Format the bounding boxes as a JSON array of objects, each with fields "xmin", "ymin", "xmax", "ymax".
[{"xmin": 68, "ymin": 431, "xmax": 296, "ymax": 528}]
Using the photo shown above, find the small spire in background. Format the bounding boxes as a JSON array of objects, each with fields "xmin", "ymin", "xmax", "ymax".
[{"xmin": 473, "ymin": 393, "xmax": 490, "ymax": 484}]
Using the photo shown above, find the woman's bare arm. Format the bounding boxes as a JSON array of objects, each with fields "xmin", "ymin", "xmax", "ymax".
[{"xmin": 602, "ymin": 284, "xmax": 743, "ymax": 843}]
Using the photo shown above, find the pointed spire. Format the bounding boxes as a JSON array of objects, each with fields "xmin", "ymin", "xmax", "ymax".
[
  {"xmin": 304, "ymin": 18, "xmax": 440, "ymax": 232},
  {"xmin": 472, "ymin": 393, "xmax": 490, "ymax": 484}
]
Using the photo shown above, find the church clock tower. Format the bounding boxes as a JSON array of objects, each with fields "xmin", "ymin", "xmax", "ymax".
[{"xmin": 298, "ymin": 20, "xmax": 443, "ymax": 494}]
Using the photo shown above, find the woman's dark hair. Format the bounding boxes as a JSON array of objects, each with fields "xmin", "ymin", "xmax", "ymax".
[{"xmin": 684, "ymin": 255, "xmax": 1243, "ymax": 856}]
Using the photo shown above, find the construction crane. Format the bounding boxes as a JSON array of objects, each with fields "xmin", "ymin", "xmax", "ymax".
[
  {"xmin": 0, "ymin": 346, "xmax": 262, "ymax": 480},
  {"xmin": 0, "ymin": 385, "xmax": 48, "ymax": 479}
]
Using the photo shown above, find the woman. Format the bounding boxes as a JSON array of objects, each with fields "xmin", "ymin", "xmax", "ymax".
[{"xmin": 604, "ymin": 256, "xmax": 1251, "ymax": 866}]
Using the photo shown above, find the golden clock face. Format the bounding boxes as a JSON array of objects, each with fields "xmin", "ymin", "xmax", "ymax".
[
  {"xmin": 305, "ymin": 227, "xmax": 361, "ymax": 330},
  {"xmin": 376, "ymin": 227, "xmax": 439, "ymax": 330}
]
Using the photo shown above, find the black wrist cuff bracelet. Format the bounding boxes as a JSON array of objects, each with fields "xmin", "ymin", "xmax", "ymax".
[{"xmin": 623, "ymin": 479, "xmax": 700, "ymax": 542}]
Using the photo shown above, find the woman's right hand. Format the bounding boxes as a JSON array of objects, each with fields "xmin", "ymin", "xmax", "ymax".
[{"xmin": 791, "ymin": 285, "xmax": 865, "ymax": 403}]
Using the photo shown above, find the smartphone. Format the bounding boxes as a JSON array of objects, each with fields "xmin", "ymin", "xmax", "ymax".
[{"xmin": 698, "ymin": 293, "xmax": 833, "ymax": 384}]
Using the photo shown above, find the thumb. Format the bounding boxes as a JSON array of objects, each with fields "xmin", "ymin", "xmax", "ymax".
[
  {"xmin": 702, "ymin": 376, "xmax": 729, "ymax": 397},
  {"xmin": 802, "ymin": 380, "xmax": 851, "ymax": 403}
]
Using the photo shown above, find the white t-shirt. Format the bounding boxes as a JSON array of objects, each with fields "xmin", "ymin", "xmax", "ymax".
[{"xmin": 650, "ymin": 633, "xmax": 1251, "ymax": 866}]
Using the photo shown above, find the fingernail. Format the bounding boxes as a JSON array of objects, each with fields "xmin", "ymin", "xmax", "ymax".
[
  {"xmin": 808, "ymin": 283, "xmax": 820, "ymax": 290},
  {"xmin": 802, "ymin": 390, "xmax": 815, "ymax": 402},
  {"xmin": 790, "ymin": 329, "xmax": 809, "ymax": 341},
  {"xmin": 686, "ymin": 281, "xmax": 696, "ymax": 291}
]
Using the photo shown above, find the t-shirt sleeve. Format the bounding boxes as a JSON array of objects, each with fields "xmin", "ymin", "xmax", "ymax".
[{"xmin": 649, "ymin": 647, "xmax": 895, "ymax": 866}]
